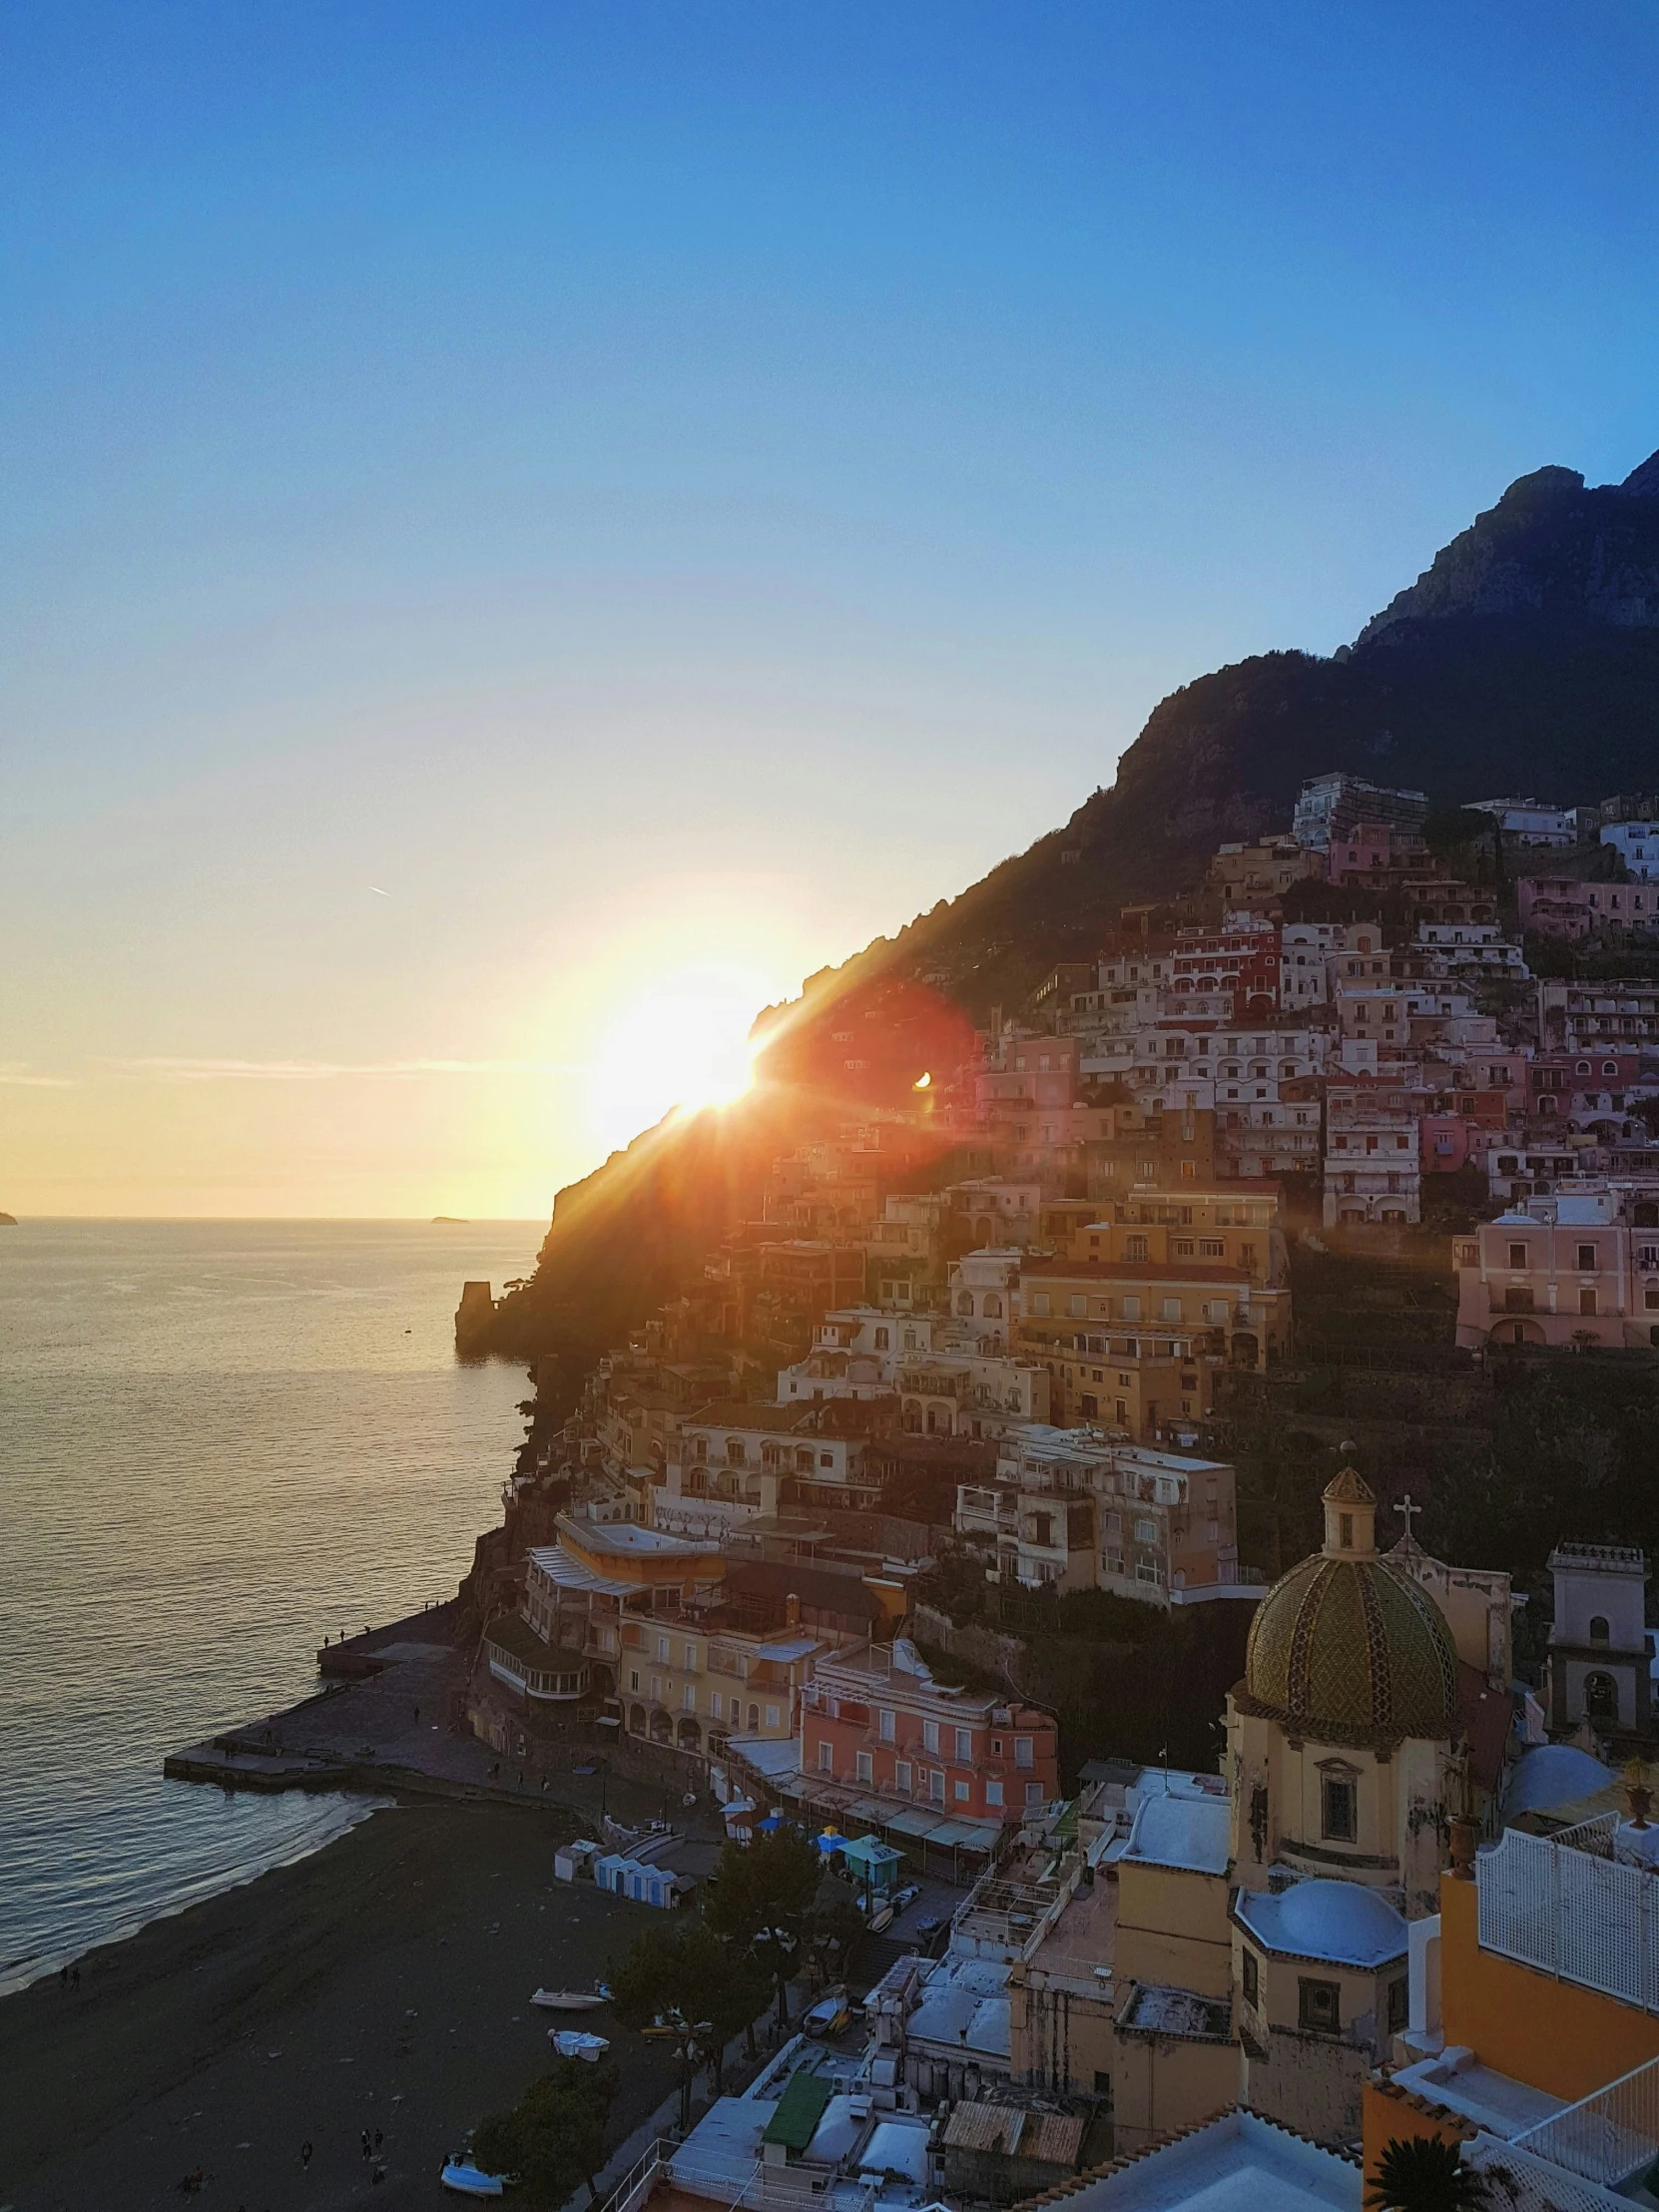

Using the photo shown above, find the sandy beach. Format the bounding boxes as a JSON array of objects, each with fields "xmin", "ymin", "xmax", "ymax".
[{"xmin": 0, "ymin": 1804, "xmax": 682, "ymax": 2212}]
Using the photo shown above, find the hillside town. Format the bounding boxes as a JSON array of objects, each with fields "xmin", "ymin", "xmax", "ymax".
[{"xmin": 452, "ymin": 770, "xmax": 1659, "ymax": 2209}]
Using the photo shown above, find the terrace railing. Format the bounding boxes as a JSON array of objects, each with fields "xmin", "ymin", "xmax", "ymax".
[
  {"xmin": 1510, "ymin": 2051, "xmax": 1659, "ymax": 2190},
  {"xmin": 1477, "ymin": 1818, "xmax": 1659, "ymax": 2013}
]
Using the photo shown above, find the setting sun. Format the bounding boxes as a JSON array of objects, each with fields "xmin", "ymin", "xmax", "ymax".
[{"xmin": 587, "ymin": 965, "xmax": 768, "ymax": 1156}]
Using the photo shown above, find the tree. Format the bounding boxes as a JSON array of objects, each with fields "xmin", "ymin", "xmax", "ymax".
[
  {"xmin": 608, "ymin": 1918, "xmax": 766, "ymax": 2125},
  {"xmin": 472, "ymin": 2055, "xmax": 619, "ymax": 2211},
  {"xmin": 1366, "ymin": 2134, "xmax": 1487, "ymax": 2212},
  {"xmin": 701, "ymin": 1829, "xmax": 826, "ymax": 2030}
]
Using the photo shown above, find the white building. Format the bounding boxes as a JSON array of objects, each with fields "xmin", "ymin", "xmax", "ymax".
[
  {"xmin": 954, "ymin": 1423, "xmax": 1240, "ymax": 1605},
  {"xmin": 1469, "ymin": 796, "xmax": 1577, "ymax": 846},
  {"xmin": 1324, "ymin": 1079, "xmax": 1422, "ymax": 1227},
  {"xmin": 1602, "ymin": 819, "xmax": 1659, "ymax": 881},
  {"xmin": 1545, "ymin": 1542, "xmax": 1652, "ymax": 1736}
]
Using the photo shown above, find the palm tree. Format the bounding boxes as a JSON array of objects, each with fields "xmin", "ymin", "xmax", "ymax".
[{"xmin": 1367, "ymin": 2135, "xmax": 1487, "ymax": 2212}]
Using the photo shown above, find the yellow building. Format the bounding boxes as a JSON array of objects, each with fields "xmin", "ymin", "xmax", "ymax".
[
  {"xmin": 1110, "ymin": 1783, "xmax": 1239, "ymax": 2150},
  {"xmin": 1067, "ymin": 1184, "xmax": 1289, "ymax": 1287}
]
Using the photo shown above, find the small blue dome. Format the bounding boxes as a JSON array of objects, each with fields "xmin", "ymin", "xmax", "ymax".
[
  {"xmin": 1506, "ymin": 1743, "xmax": 1615, "ymax": 1816},
  {"xmin": 1278, "ymin": 1880, "xmax": 1407, "ymax": 1961}
]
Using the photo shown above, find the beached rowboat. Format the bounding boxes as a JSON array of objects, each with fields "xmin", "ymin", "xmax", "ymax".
[
  {"xmin": 440, "ymin": 2157, "xmax": 506, "ymax": 2196},
  {"xmin": 550, "ymin": 2028, "xmax": 611, "ymax": 2060},
  {"xmin": 530, "ymin": 1984, "xmax": 610, "ymax": 2010}
]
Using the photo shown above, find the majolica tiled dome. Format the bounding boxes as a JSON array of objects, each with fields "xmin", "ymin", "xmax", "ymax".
[{"xmin": 1244, "ymin": 1470, "xmax": 1459, "ymax": 1746}]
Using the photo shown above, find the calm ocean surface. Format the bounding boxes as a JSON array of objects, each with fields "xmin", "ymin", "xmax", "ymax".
[{"xmin": 0, "ymin": 1219, "xmax": 540, "ymax": 1993}]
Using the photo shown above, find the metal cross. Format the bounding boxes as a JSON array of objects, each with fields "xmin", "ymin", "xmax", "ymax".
[{"xmin": 1394, "ymin": 1492, "xmax": 1422, "ymax": 1542}]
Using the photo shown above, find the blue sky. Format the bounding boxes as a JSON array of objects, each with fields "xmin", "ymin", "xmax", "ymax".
[{"xmin": 3, "ymin": 2, "xmax": 1656, "ymax": 1213}]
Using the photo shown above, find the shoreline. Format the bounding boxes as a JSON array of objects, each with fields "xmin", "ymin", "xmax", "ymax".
[{"xmin": 0, "ymin": 1802, "xmax": 688, "ymax": 2211}]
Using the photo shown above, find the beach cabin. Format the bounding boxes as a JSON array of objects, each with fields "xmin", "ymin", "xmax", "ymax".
[
  {"xmin": 593, "ymin": 1853, "xmax": 687, "ymax": 1909},
  {"xmin": 554, "ymin": 1839, "xmax": 601, "ymax": 1884},
  {"xmin": 835, "ymin": 1835, "xmax": 904, "ymax": 1902}
]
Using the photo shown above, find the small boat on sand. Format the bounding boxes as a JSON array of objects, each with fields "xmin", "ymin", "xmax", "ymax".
[
  {"xmin": 440, "ymin": 2157, "xmax": 506, "ymax": 2196},
  {"xmin": 530, "ymin": 1984, "xmax": 610, "ymax": 2011},
  {"xmin": 550, "ymin": 2028, "xmax": 611, "ymax": 2060}
]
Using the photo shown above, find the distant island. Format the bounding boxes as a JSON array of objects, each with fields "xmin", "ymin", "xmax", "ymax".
[
  {"xmin": 431, "ymin": 1215, "xmax": 468, "ymax": 1224},
  {"xmin": 0, "ymin": 1212, "xmax": 17, "ymax": 1226}
]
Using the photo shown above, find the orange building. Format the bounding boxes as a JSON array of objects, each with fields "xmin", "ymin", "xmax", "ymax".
[{"xmin": 1365, "ymin": 1810, "xmax": 1659, "ymax": 2201}]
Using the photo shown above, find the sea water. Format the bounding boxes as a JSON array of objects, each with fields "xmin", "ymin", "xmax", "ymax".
[{"xmin": 0, "ymin": 1218, "xmax": 538, "ymax": 1992}]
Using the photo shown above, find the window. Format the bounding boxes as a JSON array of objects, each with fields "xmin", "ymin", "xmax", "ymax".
[
  {"xmin": 710, "ymin": 1691, "xmax": 724, "ymax": 1720},
  {"xmin": 818, "ymin": 1741, "xmax": 833, "ymax": 1773},
  {"xmin": 1241, "ymin": 1948, "xmax": 1260, "ymax": 2007},
  {"xmin": 1580, "ymin": 1288, "xmax": 1598, "ymax": 1317},
  {"xmin": 656, "ymin": 1635, "xmax": 670, "ymax": 1663},
  {"xmin": 879, "ymin": 1708, "xmax": 896, "ymax": 1742},
  {"xmin": 1589, "ymin": 1615, "xmax": 1610, "ymax": 1645},
  {"xmin": 855, "ymin": 1750, "xmax": 872, "ymax": 1783},
  {"xmin": 955, "ymin": 1727, "xmax": 973, "ymax": 1761},
  {"xmin": 1014, "ymin": 1735, "xmax": 1034, "ymax": 1768},
  {"xmin": 684, "ymin": 1644, "xmax": 698, "ymax": 1670},
  {"xmin": 1387, "ymin": 1977, "xmax": 1409, "ymax": 2035},
  {"xmin": 954, "ymin": 1779, "xmax": 970, "ymax": 1803},
  {"xmin": 984, "ymin": 1294, "xmax": 1002, "ymax": 1318},
  {"xmin": 765, "ymin": 1705, "xmax": 781, "ymax": 1729},
  {"xmin": 874, "ymin": 1327, "xmax": 889, "ymax": 1350},
  {"xmin": 682, "ymin": 1684, "xmax": 696, "ymax": 1711},
  {"xmin": 819, "ymin": 1451, "xmax": 833, "ymax": 1468},
  {"xmin": 1162, "ymin": 1299, "xmax": 1182, "ymax": 1322},
  {"xmin": 1125, "ymin": 1235, "xmax": 1149, "ymax": 1262},
  {"xmin": 1030, "ymin": 1293, "xmax": 1051, "ymax": 1318},
  {"xmin": 628, "ymin": 1670, "xmax": 641, "ymax": 1694},
  {"xmin": 1577, "ymin": 1244, "xmax": 1599, "ymax": 1271},
  {"xmin": 893, "ymin": 1759, "xmax": 912, "ymax": 1793},
  {"xmin": 1299, "ymin": 1979, "xmax": 1341, "ymax": 2034},
  {"xmin": 1322, "ymin": 1776, "xmax": 1358, "ymax": 1842},
  {"xmin": 923, "ymin": 1720, "xmax": 940, "ymax": 1754},
  {"xmin": 1025, "ymin": 1781, "xmax": 1044, "ymax": 1805},
  {"xmin": 1508, "ymin": 1242, "xmax": 1528, "ymax": 1268},
  {"xmin": 929, "ymin": 1771, "xmax": 946, "ymax": 1805},
  {"xmin": 985, "ymin": 1779, "xmax": 1003, "ymax": 1807}
]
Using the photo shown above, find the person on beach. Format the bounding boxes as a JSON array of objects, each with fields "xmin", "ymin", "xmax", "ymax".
[
  {"xmin": 300, "ymin": 2141, "xmax": 312, "ymax": 2168},
  {"xmin": 374, "ymin": 2128, "xmax": 383, "ymax": 2150}
]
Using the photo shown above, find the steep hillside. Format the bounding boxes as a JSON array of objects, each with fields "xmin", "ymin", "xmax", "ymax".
[
  {"xmin": 865, "ymin": 447, "xmax": 1659, "ymax": 1010},
  {"xmin": 477, "ymin": 443, "xmax": 1659, "ymax": 1368}
]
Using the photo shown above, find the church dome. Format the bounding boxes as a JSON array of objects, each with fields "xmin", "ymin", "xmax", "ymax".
[{"xmin": 1243, "ymin": 1470, "xmax": 1459, "ymax": 1746}]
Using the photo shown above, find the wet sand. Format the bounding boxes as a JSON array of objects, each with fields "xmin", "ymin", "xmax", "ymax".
[{"xmin": 0, "ymin": 1805, "xmax": 678, "ymax": 2212}]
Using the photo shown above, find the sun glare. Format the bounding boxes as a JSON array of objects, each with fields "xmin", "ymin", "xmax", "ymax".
[{"xmin": 588, "ymin": 969, "xmax": 765, "ymax": 1157}]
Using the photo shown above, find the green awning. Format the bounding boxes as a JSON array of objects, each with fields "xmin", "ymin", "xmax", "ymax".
[{"xmin": 763, "ymin": 2068, "xmax": 833, "ymax": 2151}]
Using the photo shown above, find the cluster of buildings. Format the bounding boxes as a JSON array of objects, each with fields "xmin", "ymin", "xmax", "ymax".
[
  {"xmin": 471, "ymin": 772, "xmax": 1659, "ymax": 1812},
  {"xmin": 457, "ymin": 777, "xmax": 1659, "ymax": 2208},
  {"xmin": 602, "ymin": 1484, "xmax": 1659, "ymax": 2212}
]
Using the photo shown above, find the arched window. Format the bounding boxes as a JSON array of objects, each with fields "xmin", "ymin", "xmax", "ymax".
[
  {"xmin": 1589, "ymin": 1615, "xmax": 1610, "ymax": 1645},
  {"xmin": 983, "ymin": 1294, "xmax": 1002, "ymax": 1319},
  {"xmin": 1585, "ymin": 1672, "xmax": 1619, "ymax": 1724},
  {"xmin": 957, "ymin": 1293, "xmax": 974, "ymax": 1316}
]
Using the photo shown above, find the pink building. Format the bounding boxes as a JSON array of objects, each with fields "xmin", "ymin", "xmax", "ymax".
[
  {"xmin": 799, "ymin": 1640, "xmax": 1060, "ymax": 1831},
  {"xmin": 1453, "ymin": 1186, "xmax": 1659, "ymax": 1350}
]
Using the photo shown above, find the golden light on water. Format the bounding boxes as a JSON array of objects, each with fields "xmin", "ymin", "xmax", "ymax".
[{"xmin": 587, "ymin": 962, "xmax": 768, "ymax": 1156}]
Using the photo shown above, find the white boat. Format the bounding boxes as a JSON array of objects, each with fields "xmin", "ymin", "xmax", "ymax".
[
  {"xmin": 530, "ymin": 1985, "xmax": 609, "ymax": 2011},
  {"xmin": 551, "ymin": 2028, "xmax": 611, "ymax": 2060},
  {"xmin": 440, "ymin": 2158, "xmax": 505, "ymax": 2196}
]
